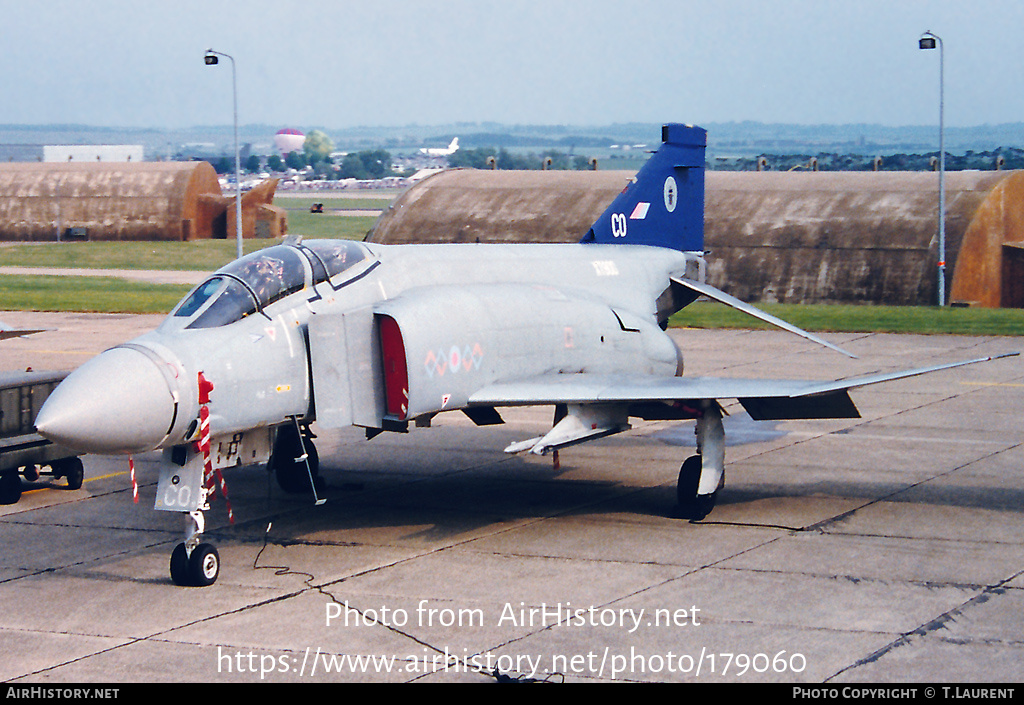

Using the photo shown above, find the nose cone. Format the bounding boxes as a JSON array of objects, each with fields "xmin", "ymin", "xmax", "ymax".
[{"xmin": 36, "ymin": 347, "xmax": 177, "ymax": 454}]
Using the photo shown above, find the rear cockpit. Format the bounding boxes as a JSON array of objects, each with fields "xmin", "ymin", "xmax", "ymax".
[
  {"xmin": 164, "ymin": 240, "xmax": 372, "ymax": 330},
  {"xmin": 296, "ymin": 239, "xmax": 368, "ymax": 286}
]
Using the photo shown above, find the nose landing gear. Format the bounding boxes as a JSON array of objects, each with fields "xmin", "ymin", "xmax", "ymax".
[
  {"xmin": 156, "ymin": 443, "xmax": 225, "ymax": 587},
  {"xmin": 166, "ymin": 484, "xmax": 221, "ymax": 587}
]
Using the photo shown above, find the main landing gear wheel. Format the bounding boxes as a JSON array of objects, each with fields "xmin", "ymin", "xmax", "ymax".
[
  {"xmin": 270, "ymin": 423, "xmax": 322, "ymax": 495},
  {"xmin": 169, "ymin": 542, "xmax": 220, "ymax": 587},
  {"xmin": 676, "ymin": 455, "xmax": 720, "ymax": 521}
]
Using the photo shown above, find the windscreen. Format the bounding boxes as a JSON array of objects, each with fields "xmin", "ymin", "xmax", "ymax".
[
  {"xmin": 170, "ymin": 245, "xmax": 309, "ymax": 329},
  {"xmin": 173, "ymin": 277, "xmax": 225, "ymax": 319}
]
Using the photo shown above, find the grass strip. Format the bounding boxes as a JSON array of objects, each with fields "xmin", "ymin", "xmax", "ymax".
[
  {"xmin": 0, "ymin": 275, "xmax": 191, "ymax": 314},
  {"xmin": 276, "ymin": 196, "xmax": 395, "ymax": 211},
  {"xmin": 670, "ymin": 301, "xmax": 1024, "ymax": 337},
  {"xmin": 284, "ymin": 213, "xmax": 377, "ymax": 241},
  {"xmin": 0, "ymin": 221, "xmax": 376, "ymax": 272}
]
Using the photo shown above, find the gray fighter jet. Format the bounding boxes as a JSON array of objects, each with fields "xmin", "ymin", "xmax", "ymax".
[{"xmin": 34, "ymin": 124, "xmax": 1014, "ymax": 587}]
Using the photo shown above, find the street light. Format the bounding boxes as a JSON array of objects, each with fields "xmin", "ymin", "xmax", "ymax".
[
  {"xmin": 204, "ymin": 48, "xmax": 243, "ymax": 260},
  {"xmin": 919, "ymin": 30, "xmax": 945, "ymax": 306}
]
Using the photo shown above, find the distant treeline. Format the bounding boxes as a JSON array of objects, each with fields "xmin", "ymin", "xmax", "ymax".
[
  {"xmin": 451, "ymin": 146, "xmax": 1024, "ymax": 172},
  {"xmin": 441, "ymin": 133, "xmax": 613, "ymax": 149},
  {"xmin": 209, "ymin": 148, "xmax": 394, "ymax": 179},
  {"xmin": 207, "ymin": 145, "xmax": 1024, "ymax": 177},
  {"xmin": 714, "ymin": 147, "xmax": 1024, "ymax": 172},
  {"xmin": 449, "ymin": 147, "xmax": 597, "ymax": 171}
]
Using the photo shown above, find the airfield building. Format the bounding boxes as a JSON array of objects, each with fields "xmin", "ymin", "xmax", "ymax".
[
  {"xmin": 42, "ymin": 145, "xmax": 144, "ymax": 163},
  {"xmin": 0, "ymin": 144, "xmax": 143, "ymax": 163}
]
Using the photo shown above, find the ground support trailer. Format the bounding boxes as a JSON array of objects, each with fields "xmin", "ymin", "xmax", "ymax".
[{"xmin": 0, "ymin": 371, "xmax": 83, "ymax": 504}]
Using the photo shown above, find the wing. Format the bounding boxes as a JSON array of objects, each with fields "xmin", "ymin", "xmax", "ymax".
[{"xmin": 469, "ymin": 354, "xmax": 1018, "ymax": 422}]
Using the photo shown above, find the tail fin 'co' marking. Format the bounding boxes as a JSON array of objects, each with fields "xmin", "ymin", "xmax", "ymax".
[{"xmin": 583, "ymin": 124, "xmax": 706, "ymax": 253}]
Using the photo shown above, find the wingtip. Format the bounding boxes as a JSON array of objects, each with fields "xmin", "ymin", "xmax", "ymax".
[{"xmin": 836, "ymin": 345, "xmax": 859, "ymax": 360}]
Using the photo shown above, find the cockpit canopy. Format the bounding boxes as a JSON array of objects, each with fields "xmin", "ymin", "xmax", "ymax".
[
  {"xmin": 169, "ymin": 240, "xmax": 369, "ymax": 329},
  {"xmin": 297, "ymin": 239, "xmax": 367, "ymax": 285}
]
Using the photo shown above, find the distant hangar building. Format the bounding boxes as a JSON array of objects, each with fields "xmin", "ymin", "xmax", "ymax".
[
  {"xmin": 0, "ymin": 161, "xmax": 286, "ymax": 242},
  {"xmin": 42, "ymin": 145, "xmax": 144, "ymax": 163},
  {"xmin": 368, "ymin": 168, "xmax": 1024, "ymax": 308},
  {"xmin": 0, "ymin": 144, "xmax": 144, "ymax": 163}
]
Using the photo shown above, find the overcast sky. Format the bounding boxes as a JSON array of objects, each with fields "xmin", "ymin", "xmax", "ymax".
[{"xmin": 1, "ymin": 0, "xmax": 1021, "ymax": 130}]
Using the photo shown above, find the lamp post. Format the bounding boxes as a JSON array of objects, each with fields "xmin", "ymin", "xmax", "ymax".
[
  {"xmin": 204, "ymin": 49, "xmax": 243, "ymax": 260},
  {"xmin": 919, "ymin": 31, "xmax": 945, "ymax": 306}
]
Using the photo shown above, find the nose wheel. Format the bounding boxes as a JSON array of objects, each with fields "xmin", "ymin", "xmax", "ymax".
[
  {"xmin": 171, "ymin": 541, "xmax": 220, "ymax": 587},
  {"xmin": 168, "ymin": 503, "xmax": 220, "ymax": 587}
]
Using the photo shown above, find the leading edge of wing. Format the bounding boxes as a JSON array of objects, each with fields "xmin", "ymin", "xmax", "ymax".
[
  {"xmin": 795, "ymin": 353, "xmax": 1019, "ymax": 395},
  {"xmin": 468, "ymin": 354, "xmax": 1018, "ymax": 409},
  {"xmin": 470, "ymin": 374, "xmax": 831, "ymax": 406}
]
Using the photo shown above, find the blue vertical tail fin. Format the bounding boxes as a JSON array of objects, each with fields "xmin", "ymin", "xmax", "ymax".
[{"xmin": 583, "ymin": 124, "xmax": 706, "ymax": 252}]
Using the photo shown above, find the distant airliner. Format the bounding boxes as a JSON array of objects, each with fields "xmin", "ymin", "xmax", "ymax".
[{"xmin": 419, "ymin": 138, "xmax": 459, "ymax": 157}]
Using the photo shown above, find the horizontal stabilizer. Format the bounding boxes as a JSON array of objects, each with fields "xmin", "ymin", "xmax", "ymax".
[{"xmin": 671, "ymin": 276, "xmax": 857, "ymax": 358}]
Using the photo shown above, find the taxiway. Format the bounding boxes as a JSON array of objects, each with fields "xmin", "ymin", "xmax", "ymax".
[{"xmin": 1, "ymin": 312, "xmax": 1021, "ymax": 682}]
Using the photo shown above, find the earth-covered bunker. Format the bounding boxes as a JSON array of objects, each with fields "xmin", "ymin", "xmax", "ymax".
[{"xmin": 0, "ymin": 162, "xmax": 286, "ymax": 242}]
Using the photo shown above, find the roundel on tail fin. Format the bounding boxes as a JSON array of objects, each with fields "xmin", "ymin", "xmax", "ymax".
[{"xmin": 664, "ymin": 176, "xmax": 678, "ymax": 213}]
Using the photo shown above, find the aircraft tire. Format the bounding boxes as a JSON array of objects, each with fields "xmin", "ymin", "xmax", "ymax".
[
  {"xmin": 271, "ymin": 425, "xmax": 322, "ymax": 494},
  {"xmin": 55, "ymin": 458, "xmax": 84, "ymax": 490},
  {"xmin": 0, "ymin": 472, "xmax": 21, "ymax": 505},
  {"xmin": 188, "ymin": 543, "xmax": 220, "ymax": 587},
  {"xmin": 273, "ymin": 444, "xmax": 321, "ymax": 493},
  {"xmin": 170, "ymin": 543, "xmax": 191, "ymax": 586},
  {"xmin": 676, "ymin": 455, "xmax": 716, "ymax": 521}
]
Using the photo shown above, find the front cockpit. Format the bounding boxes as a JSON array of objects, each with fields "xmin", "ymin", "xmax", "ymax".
[{"xmin": 164, "ymin": 239, "xmax": 371, "ymax": 331}]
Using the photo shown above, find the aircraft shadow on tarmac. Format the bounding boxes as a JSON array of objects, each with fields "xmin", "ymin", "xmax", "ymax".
[{"xmin": 170, "ymin": 418, "xmax": 1024, "ymax": 553}]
